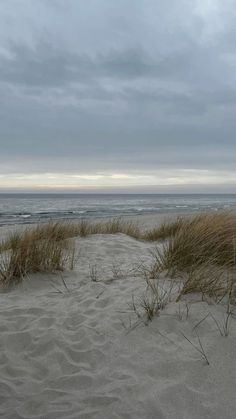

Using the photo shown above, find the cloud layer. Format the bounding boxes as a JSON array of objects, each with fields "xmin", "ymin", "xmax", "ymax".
[{"xmin": 0, "ymin": 0, "xmax": 236, "ymax": 191}]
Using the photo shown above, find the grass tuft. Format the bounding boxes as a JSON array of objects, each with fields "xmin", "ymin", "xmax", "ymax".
[
  {"xmin": 155, "ymin": 212, "xmax": 236, "ymax": 271},
  {"xmin": 148, "ymin": 212, "xmax": 236, "ymax": 303},
  {"xmin": 0, "ymin": 224, "xmax": 75, "ymax": 287},
  {"xmin": 143, "ymin": 217, "xmax": 186, "ymax": 241}
]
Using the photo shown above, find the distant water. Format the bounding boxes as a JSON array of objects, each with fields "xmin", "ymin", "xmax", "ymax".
[{"xmin": 0, "ymin": 194, "xmax": 236, "ymax": 226}]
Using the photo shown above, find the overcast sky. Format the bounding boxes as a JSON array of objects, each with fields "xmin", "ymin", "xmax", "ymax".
[{"xmin": 0, "ymin": 0, "xmax": 236, "ymax": 192}]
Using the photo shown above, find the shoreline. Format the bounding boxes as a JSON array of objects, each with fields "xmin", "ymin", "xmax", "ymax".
[{"xmin": 0, "ymin": 210, "xmax": 205, "ymax": 238}]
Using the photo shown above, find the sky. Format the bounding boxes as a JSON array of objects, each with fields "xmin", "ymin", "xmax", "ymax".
[{"xmin": 0, "ymin": 0, "xmax": 236, "ymax": 193}]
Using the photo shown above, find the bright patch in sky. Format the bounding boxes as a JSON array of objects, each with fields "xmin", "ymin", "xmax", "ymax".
[{"xmin": 0, "ymin": 169, "xmax": 235, "ymax": 192}]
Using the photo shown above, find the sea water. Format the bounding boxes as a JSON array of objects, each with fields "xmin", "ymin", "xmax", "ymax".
[{"xmin": 0, "ymin": 193, "xmax": 235, "ymax": 226}]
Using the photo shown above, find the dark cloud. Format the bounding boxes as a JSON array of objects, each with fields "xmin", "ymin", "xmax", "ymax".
[{"xmin": 0, "ymin": 42, "xmax": 172, "ymax": 87}]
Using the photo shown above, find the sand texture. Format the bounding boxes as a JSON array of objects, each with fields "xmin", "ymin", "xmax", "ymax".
[{"xmin": 0, "ymin": 232, "xmax": 236, "ymax": 418}]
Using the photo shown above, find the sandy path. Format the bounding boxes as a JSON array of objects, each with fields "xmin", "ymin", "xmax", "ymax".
[{"xmin": 0, "ymin": 234, "xmax": 235, "ymax": 418}]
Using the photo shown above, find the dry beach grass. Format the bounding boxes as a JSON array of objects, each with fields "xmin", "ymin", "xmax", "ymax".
[
  {"xmin": 1, "ymin": 212, "xmax": 236, "ymax": 304},
  {"xmin": 0, "ymin": 219, "xmax": 141, "ymax": 286},
  {"xmin": 148, "ymin": 211, "xmax": 236, "ymax": 304}
]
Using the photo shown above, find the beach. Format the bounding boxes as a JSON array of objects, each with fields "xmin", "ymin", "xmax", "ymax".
[
  {"xmin": 2, "ymin": 0, "xmax": 236, "ymax": 415},
  {"xmin": 0, "ymin": 213, "xmax": 236, "ymax": 418}
]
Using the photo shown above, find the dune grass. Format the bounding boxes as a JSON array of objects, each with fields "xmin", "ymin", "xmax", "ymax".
[
  {"xmin": 0, "ymin": 219, "xmax": 141, "ymax": 250},
  {"xmin": 1, "ymin": 212, "xmax": 236, "ymax": 303},
  {"xmin": 142, "ymin": 217, "xmax": 187, "ymax": 241},
  {"xmin": 0, "ymin": 215, "xmax": 183, "ymax": 257},
  {"xmin": 0, "ymin": 218, "xmax": 141, "ymax": 286},
  {"xmin": 148, "ymin": 212, "xmax": 236, "ymax": 304},
  {"xmin": 0, "ymin": 225, "xmax": 75, "ymax": 287},
  {"xmin": 152, "ymin": 212, "xmax": 236, "ymax": 271}
]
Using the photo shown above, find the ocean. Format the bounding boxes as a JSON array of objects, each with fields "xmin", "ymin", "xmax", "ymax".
[{"xmin": 0, "ymin": 193, "xmax": 236, "ymax": 226}]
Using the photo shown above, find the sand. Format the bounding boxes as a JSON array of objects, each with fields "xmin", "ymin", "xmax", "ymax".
[{"xmin": 0, "ymin": 216, "xmax": 236, "ymax": 418}]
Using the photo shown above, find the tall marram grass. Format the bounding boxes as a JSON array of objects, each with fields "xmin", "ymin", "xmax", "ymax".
[
  {"xmin": 149, "ymin": 212, "xmax": 236, "ymax": 303},
  {"xmin": 2, "ymin": 213, "xmax": 236, "ymax": 303},
  {"xmin": 143, "ymin": 217, "xmax": 186, "ymax": 241},
  {"xmin": 0, "ymin": 218, "xmax": 141, "ymax": 251},
  {"xmin": 0, "ymin": 218, "xmax": 141, "ymax": 286},
  {"xmin": 0, "ymin": 224, "xmax": 75, "ymax": 287},
  {"xmin": 153, "ymin": 212, "xmax": 236, "ymax": 271}
]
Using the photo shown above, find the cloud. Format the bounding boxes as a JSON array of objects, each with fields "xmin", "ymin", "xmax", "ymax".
[
  {"xmin": 0, "ymin": 42, "xmax": 190, "ymax": 88},
  {"xmin": 0, "ymin": 0, "xmax": 236, "ymax": 191}
]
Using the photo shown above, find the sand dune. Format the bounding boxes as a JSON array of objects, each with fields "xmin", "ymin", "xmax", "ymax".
[{"xmin": 0, "ymin": 233, "xmax": 235, "ymax": 418}]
